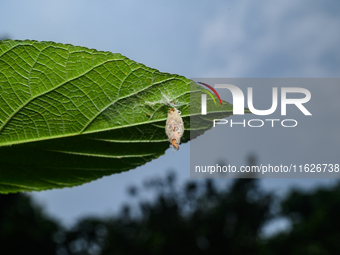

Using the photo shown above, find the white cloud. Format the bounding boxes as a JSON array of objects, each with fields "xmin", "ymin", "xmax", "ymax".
[{"xmin": 196, "ymin": 0, "xmax": 340, "ymax": 77}]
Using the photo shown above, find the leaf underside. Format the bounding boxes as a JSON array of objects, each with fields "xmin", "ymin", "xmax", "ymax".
[{"xmin": 0, "ymin": 40, "xmax": 233, "ymax": 193}]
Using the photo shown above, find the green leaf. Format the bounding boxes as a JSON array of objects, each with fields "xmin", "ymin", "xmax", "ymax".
[{"xmin": 0, "ymin": 40, "xmax": 233, "ymax": 193}]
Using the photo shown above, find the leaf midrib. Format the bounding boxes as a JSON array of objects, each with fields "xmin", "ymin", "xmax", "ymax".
[{"xmin": 0, "ymin": 87, "xmax": 231, "ymax": 147}]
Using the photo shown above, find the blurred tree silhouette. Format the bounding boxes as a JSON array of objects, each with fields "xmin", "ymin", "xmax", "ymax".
[
  {"xmin": 58, "ymin": 176, "xmax": 272, "ymax": 255},
  {"xmin": 263, "ymin": 183, "xmax": 340, "ymax": 255},
  {"xmin": 57, "ymin": 156, "xmax": 273, "ymax": 254},
  {"xmin": 1, "ymin": 156, "xmax": 340, "ymax": 254},
  {"xmin": 0, "ymin": 193, "xmax": 59, "ymax": 254}
]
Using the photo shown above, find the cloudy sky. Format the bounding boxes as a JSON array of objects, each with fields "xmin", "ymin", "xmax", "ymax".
[{"xmin": 1, "ymin": 0, "xmax": 340, "ymax": 230}]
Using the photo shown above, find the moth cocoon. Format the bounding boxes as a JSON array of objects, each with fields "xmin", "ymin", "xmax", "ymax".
[{"xmin": 166, "ymin": 108, "xmax": 184, "ymax": 150}]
